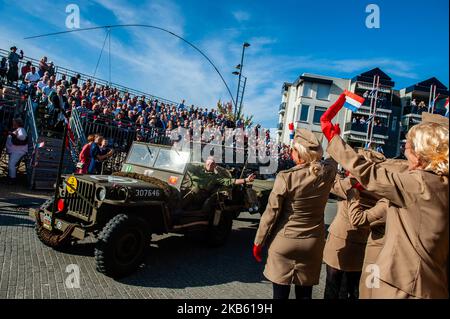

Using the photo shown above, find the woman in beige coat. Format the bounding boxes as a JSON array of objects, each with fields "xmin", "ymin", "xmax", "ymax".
[
  {"xmin": 346, "ymin": 159, "xmax": 409, "ymax": 299},
  {"xmin": 321, "ymin": 95, "xmax": 449, "ymax": 298},
  {"xmin": 253, "ymin": 128, "xmax": 337, "ymax": 299},
  {"xmin": 323, "ymin": 149, "xmax": 385, "ymax": 299}
]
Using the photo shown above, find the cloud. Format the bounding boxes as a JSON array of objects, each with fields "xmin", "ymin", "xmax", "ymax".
[
  {"xmin": 232, "ymin": 10, "xmax": 251, "ymax": 22},
  {"xmin": 0, "ymin": 0, "xmax": 421, "ymax": 129}
]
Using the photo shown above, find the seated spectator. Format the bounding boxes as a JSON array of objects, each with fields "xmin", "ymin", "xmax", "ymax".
[
  {"xmin": 48, "ymin": 61, "xmax": 55, "ymax": 77},
  {"xmin": 38, "ymin": 56, "xmax": 49, "ymax": 78},
  {"xmin": 60, "ymin": 74, "xmax": 70, "ymax": 88},
  {"xmin": 20, "ymin": 61, "xmax": 32, "ymax": 81},
  {"xmin": 70, "ymin": 73, "xmax": 81, "ymax": 86},
  {"xmin": 36, "ymin": 75, "xmax": 49, "ymax": 93},
  {"xmin": 6, "ymin": 118, "xmax": 28, "ymax": 183},
  {"xmin": 22, "ymin": 66, "xmax": 40, "ymax": 95}
]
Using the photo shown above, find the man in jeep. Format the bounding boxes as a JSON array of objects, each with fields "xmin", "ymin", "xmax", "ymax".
[{"xmin": 181, "ymin": 156, "xmax": 256, "ymax": 209}]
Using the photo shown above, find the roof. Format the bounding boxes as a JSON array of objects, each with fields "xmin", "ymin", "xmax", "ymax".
[
  {"xmin": 292, "ymin": 73, "xmax": 341, "ymax": 87},
  {"xmin": 351, "ymin": 67, "xmax": 395, "ymax": 87},
  {"xmin": 404, "ymin": 77, "xmax": 449, "ymax": 95}
]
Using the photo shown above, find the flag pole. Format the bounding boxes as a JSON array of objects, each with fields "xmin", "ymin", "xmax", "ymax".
[
  {"xmin": 432, "ymin": 85, "xmax": 437, "ymax": 114},
  {"xmin": 428, "ymin": 84, "xmax": 434, "ymax": 113}
]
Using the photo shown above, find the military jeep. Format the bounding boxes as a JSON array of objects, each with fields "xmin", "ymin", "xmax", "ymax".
[{"xmin": 31, "ymin": 141, "xmax": 260, "ymax": 278}]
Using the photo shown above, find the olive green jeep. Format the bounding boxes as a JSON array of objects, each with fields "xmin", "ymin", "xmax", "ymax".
[{"xmin": 31, "ymin": 142, "xmax": 262, "ymax": 278}]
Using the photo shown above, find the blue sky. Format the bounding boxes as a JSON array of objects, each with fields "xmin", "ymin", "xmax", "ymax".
[{"xmin": 0, "ymin": 0, "xmax": 448, "ymax": 127}]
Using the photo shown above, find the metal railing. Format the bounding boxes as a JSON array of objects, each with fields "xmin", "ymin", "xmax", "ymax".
[
  {"xmin": 344, "ymin": 121, "xmax": 388, "ymax": 136},
  {"xmin": 0, "ymin": 48, "xmax": 178, "ymax": 106},
  {"xmin": 69, "ymin": 108, "xmax": 88, "ymax": 150}
]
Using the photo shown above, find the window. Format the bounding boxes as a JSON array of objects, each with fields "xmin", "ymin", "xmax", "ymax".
[
  {"xmin": 302, "ymin": 82, "xmax": 313, "ymax": 98},
  {"xmin": 316, "ymin": 83, "xmax": 331, "ymax": 100},
  {"xmin": 299, "ymin": 104, "xmax": 310, "ymax": 122},
  {"xmin": 313, "ymin": 106, "xmax": 327, "ymax": 124},
  {"xmin": 391, "ymin": 116, "xmax": 397, "ymax": 132}
]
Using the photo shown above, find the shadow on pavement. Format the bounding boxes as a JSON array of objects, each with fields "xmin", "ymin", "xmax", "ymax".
[
  {"xmin": 0, "ymin": 212, "xmax": 35, "ymax": 227},
  {"xmin": 118, "ymin": 223, "xmax": 266, "ymax": 288}
]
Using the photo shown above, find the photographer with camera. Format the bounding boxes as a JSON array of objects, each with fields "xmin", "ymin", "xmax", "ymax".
[
  {"xmin": 5, "ymin": 118, "xmax": 28, "ymax": 183},
  {"xmin": 6, "ymin": 46, "xmax": 23, "ymax": 85}
]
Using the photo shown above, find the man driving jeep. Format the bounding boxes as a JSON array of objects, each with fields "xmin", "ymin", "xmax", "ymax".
[{"xmin": 180, "ymin": 156, "xmax": 256, "ymax": 209}]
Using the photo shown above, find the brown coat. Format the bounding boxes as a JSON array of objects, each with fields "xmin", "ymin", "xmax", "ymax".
[
  {"xmin": 323, "ymin": 176, "xmax": 373, "ymax": 272},
  {"xmin": 254, "ymin": 159, "xmax": 337, "ymax": 285},
  {"xmin": 327, "ymin": 136, "xmax": 449, "ymax": 299},
  {"xmin": 347, "ymin": 192, "xmax": 388, "ymax": 299}
]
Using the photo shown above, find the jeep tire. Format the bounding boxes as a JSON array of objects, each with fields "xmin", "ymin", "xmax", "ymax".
[
  {"xmin": 35, "ymin": 197, "xmax": 72, "ymax": 250},
  {"xmin": 95, "ymin": 214, "xmax": 150, "ymax": 278}
]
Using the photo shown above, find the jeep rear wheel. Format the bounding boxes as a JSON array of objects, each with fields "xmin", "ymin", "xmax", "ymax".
[
  {"xmin": 95, "ymin": 214, "xmax": 150, "ymax": 278},
  {"xmin": 207, "ymin": 211, "xmax": 233, "ymax": 247}
]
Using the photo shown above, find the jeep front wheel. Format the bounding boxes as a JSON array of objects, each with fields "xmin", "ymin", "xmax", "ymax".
[{"xmin": 95, "ymin": 214, "xmax": 150, "ymax": 278}]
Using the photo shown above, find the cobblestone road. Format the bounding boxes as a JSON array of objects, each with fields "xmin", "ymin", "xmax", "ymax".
[{"xmin": 0, "ymin": 198, "xmax": 337, "ymax": 299}]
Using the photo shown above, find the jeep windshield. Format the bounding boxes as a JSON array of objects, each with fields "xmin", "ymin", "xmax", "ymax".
[
  {"xmin": 153, "ymin": 148, "xmax": 190, "ymax": 174},
  {"xmin": 127, "ymin": 143, "xmax": 189, "ymax": 174}
]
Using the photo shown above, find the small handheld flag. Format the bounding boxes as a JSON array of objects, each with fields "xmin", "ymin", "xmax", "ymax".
[
  {"xmin": 444, "ymin": 98, "xmax": 449, "ymax": 117},
  {"xmin": 343, "ymin": 90, "xmax": 365, "ymax": 112},
  {"xmin": 288, "ymin": 123, "xmax": 294, "ymax": 141}
]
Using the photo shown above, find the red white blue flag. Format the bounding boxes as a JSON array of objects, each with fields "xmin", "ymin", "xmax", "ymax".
[{"xmin": 343, "ymin": 90, "xmax": 365, "ymax": 112}]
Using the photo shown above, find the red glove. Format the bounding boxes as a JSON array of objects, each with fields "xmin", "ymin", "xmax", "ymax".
[
  {"xmin": 352, "ymin": 181, "xmax": 365, "ymax": 191},
  {"xmin": 321, "ymin": 93, "xmax": 345, "ymax": 142},
  {"xmin": 253, "ymin": 244, "xmax": 262, "ymax": 262},
  {"xmin": 322, "ymin": 122, "xmax": 341, "ymax": 142},
  {"xmin": 321, "ymin": 93, "xmax": 346, "ymax": 122}
]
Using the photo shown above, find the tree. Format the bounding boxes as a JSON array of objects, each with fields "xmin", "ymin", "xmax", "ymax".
[{"xmin": 216, "ymin": 100, "xmax": 253, "ymax": 128}]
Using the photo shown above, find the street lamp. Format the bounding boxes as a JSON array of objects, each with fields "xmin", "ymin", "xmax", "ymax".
[
  {"xmin": 232, "ymin": 71, "xmax": 247, "ymax": 120},
  {"xmin": 234, "ymin": 42, "xmax": 250, "ymax": 118}
]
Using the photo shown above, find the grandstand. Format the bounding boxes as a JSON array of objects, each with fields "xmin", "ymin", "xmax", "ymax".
[{"xmin": 1, "ymin": 46, "xmax": 286, "ymax": 189}]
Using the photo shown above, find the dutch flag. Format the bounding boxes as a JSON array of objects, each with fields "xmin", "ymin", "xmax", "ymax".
[
  {"xmin": 289, "ymin": 123, "xmax": 295, "ymax": 141},
  {"xmin": 343, "ymin": 90, "xmax": 365, "ymax": 112},
  {"xmin": 445, "ymin": 98, "xmax": 449, "ymax": 117}
]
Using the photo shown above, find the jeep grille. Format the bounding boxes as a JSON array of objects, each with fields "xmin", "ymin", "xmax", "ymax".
[{"xmin": 65, "ymin": 179, "xmax": 96, "ymax": 222}]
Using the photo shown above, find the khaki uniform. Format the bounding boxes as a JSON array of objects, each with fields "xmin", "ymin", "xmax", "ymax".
[
  {"xmin": 323, "ymin": 177, "xmax": 374, "ymax": 272},
  {"xmin": 254, "ymin": 159, "xmax": 337, "ymax": 286},
  {"xmin": 323, "ymin": 149, "xmax": 386, "ymax": 273},
  {"xmin": 347, "ymin": 194, "xmax": 388, "ymax": 299},
  {"xmin": 327, "ymin": 136, "xmax": 449, "ymax": 299},
  {"xmin": 347, "ymin": 159, "xmax": 409, "ymax": 299}
]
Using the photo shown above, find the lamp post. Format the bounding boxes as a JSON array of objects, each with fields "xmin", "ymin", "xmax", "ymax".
[
  {"xmin": 232, "ymin": 73, "xmax": 247, "ymax": 120},
  {"xmin": 234, "ymin": 42, "xmax": 250, "ymax": 118}
]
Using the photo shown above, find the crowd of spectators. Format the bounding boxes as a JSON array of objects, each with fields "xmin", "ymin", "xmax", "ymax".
[{"xmin": 1, "ymin": 46, "xmax": 297, "ymax": 176}]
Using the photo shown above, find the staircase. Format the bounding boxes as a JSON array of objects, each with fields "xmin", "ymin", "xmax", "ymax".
[{"xmin": 25, "ymin": 97, "xmax": 77, "ymax": 190}]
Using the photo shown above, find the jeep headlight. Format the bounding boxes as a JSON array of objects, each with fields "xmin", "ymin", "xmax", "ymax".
[{"xmin": 96, "ymin": 187, "xmax": 107, "ymax": 201}]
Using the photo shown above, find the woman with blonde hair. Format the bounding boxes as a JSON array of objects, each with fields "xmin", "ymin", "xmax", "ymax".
[
  {"xmin": 253, "ymin": 128, "xmax": 337, "ymax": 299},
  {"xmin": 321, "ymin": 94, "xmax": 449, "ymax": 298}
]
